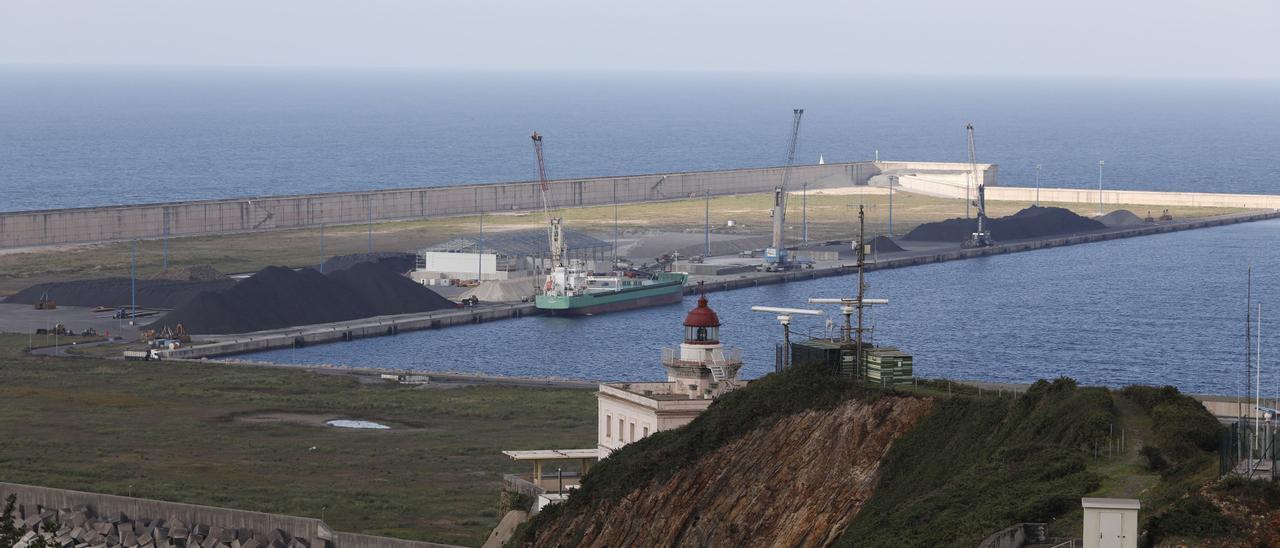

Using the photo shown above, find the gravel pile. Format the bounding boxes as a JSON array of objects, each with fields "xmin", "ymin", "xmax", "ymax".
[
  {"xmin": 1097, "ymin": 209, "xmax": 1146, "ymax": 228},
  {"xmin": 868, "ymin": 235, "xmax": 904, "ymax": 253},
  {"xmin": 5, "ymin": 278, "xmax": 234, "ymax": 309},
  {"xmin": 152, "ymin": 263, "xmax": 453, "ymax": 334},
  {"xmin": 903, "ymin": 206, "xmax": 1106, "ymax": 242}
]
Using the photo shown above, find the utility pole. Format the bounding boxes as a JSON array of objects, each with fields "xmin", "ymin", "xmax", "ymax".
[
  {"xmin": 367, "ymin": 195, "xmax": 373, "ymax": 253},
  {"xmin": 130, "ymin": 239, "xmax": 137, "ymax": 321},
  {"xmin": 613, "ymin": 180, "xmax": 619, "ymax": 266},
  {"xmin": 1035, "ymin": 164, "xmax": 1042, "ymax": 206},
  {"xmin": 704, "ymin": 190, "xmax": 710, "ymax": 257},
  {"xmin": 1097, "ymin": 160, "xmax": 1105, "ymax": 216},
  {"xmin": 887, "ymin": 175, "xmax": 896, "ymax": 236},
  {"xmin": 319, "ymin": 224, "xmax": 326, "ymax": 273},
  {"xmin": 162, "ymin": 208, "xmax": 169, "ymax": 270},
  {"xmin": 478, "ymin": 210, "xmax": 484, "ymax": 282},
  {"xmin": 802, "ymin": 183, "xmax": 808, "ymax": 244}
]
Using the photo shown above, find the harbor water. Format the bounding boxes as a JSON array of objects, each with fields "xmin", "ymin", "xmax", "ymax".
[{"xmin": 248, "ymin": 219, "xmax": 1280, "ymax": 397}]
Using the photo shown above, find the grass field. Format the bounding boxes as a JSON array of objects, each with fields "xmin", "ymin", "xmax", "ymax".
[
  {"xmin": 0, "ymin": 335, "xmax": 595, "ymax": 546},
  {"xmin": 0, "ymin": 190, "xmax": 1245, "ymax": 297}
]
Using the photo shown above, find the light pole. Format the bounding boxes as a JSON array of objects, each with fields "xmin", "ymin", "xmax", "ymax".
[
  {"xmin": 1034, "ymin": 164, "xmax": 1042, "ymax": 206},
  {"xmin": 802, "ymin": 183, "xmax": 808, "ymax": 244},
  {"xmin": 887, "ymin": 176, "xmax": 896, "ymax": 236},
  {"xmin": 1097, "ymin": 160, "xmax": 1105, "ymax": 216}
]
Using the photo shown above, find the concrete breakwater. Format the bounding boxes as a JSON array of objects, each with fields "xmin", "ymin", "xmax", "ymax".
[
  {"xmin": 156, "ymin": 302, "xmax": 538, "ymax": 360},
  {"xmin": 157, "ymin": 210, "xmax": 1277, "ymax": 362},
  {"xmin": 688, "ymin": 209, "xmax": 1280, "ymax": 295},
  {"xmin": 0, "ymin": 162, "xmax": 888, "ymax": 249}
]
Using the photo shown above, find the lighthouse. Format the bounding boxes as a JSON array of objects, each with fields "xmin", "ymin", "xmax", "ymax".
[{"xmin": 662, "ymin": 292, "xmax": 744, "ymax": 397}]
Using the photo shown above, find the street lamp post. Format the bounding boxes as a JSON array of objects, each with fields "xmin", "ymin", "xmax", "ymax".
[
  {"xmin": 1097, "ymin": 160, "xmax": 1105, "ymax": 216},
  {"xmin": 888, "ymin": 175, "xmax": 896, "ymax": 236},
  {"xmin": 1034, "ymin": 164, "xmax": 1042, "ymax": 206},
  {"xmin": 802, "ymin": 183, "xmax": 808, "ymax": 244}
]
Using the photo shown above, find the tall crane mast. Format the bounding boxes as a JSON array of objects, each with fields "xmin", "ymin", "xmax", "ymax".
[
  {"xmin": 963, "ymin": 123, "xmax": 993, "ymax": 248},
  {"xmin": 766, "ymin": 108, "xmax": 804, "ymax": 269},
  {"xmin": 531, "ymin": 132, "xmax": 565, "ymax": 270}
]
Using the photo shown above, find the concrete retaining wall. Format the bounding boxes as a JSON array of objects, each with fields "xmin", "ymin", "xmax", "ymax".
[
  {"xmin": 0, "ymin": 162, "xmax": 880, "ymax": 249},
  {"xmin": 987, "ymin": 185, "xmax": 1280, "ymax": 210},
  {"xmin": 0, "ymin": 482, "xmax": 458, "ymax": 548}
]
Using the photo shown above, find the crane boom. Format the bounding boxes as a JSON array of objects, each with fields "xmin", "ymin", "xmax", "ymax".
[
  {"xmin": 963, "ymin": 124, "xmax": 993, "ymax": 248},
  {"xmin": 531, "ymin": 132, "xmax": 564, "ymax": 269},
  {"xmin": 766, "ymin": 109, "xmax": 804, "ymax": 268}
]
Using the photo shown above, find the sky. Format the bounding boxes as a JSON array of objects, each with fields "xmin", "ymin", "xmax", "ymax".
[{"xmin": 1, "ymin": 0, "xmax": 1277, "ymax": 80}]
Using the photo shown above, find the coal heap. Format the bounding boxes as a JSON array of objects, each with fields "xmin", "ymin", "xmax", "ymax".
[
  {"xmin": 321, "ymin": 252, "xmax": 417, "ymax": 274},
  {"xmin": 1097, "ymin": 209, "xmax": 1146, "ymax": 228},
  {"xmin": 153, "ymin": 263, "xmax": 453, "ymax": 334},
  {"xmin": 5, "ymin": 277, "xmax": 235, "ymax": 309},
  {"xmin": 868, "ymin": 235, "xmax": 905, "ymax": 253},
  {"xmin": 903, "ymin": 206, "xmax": 1105, "ymax": 242}
]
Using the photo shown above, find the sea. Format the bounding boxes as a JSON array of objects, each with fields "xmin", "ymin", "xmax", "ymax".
[{"xmin": 3, "ymin": 66, "xmax": 1278, "ymax": 396}]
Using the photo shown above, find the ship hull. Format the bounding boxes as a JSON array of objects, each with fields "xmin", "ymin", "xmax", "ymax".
[{"xmin": 536, "ymin": 274, "xmax": 687, "ymax": 316}]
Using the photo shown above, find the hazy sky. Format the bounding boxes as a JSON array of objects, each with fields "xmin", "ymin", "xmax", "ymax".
[{"xmin": 2, "ymin": 0, "xmax": 1277, "ymax": 80}]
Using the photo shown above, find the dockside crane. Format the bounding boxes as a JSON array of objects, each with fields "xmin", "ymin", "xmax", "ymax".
[
  {"xmin": 532, "ymin": 132, "xmax": 566, "ymax": 294},
  {"xmin": 764, "ymin": 108, "xmax": 805, "ymax": 270},
  {"xmin": 963, "ymin": 123, "xmax": 994, "ymax": 248}
]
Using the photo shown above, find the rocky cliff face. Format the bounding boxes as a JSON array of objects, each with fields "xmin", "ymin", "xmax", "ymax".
[{"xmin": 532, "ymin": 396, "xmax": 934, "ymax": 547}]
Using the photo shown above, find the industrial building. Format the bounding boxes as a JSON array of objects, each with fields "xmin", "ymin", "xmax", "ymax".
[{"xmin": 411, "ymin": 228, "xmax": 612, "ymax": 284}]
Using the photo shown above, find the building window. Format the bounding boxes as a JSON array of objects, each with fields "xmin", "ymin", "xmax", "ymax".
[
  {"xmin": 619, "ymin": 418, "xmax": 625, "ymax": 442},
  {"xmin": 643, "ymin": 426, "xmax": 650, "ymax": 438},
  {"xmin": 630, "ymin": 422, "xmax": 636, "ymax": 442},
  {"xmin": 605, "ymin": 414, "xmax": 611, "ymax": 438}
]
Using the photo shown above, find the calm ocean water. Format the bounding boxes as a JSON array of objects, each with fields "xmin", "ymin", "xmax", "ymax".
[
  {"xmin": 2, "ymin": 66, "xmax": 1278, "ymax": 212},
  {"xmin": 250, "ymin": 220, "xmax": 1280, "ymax": 397}
]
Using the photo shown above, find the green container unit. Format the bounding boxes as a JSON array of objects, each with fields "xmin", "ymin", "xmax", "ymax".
[
  {"xmin": 865, "ymin": 347, "xmax": 914, "ymax": 385},
  {"xmin": 790, "ymin": 339, "xmax": 861, "ymax": 379}
]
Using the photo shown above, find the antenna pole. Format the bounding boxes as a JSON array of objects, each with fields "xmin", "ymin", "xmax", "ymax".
[{"xmin": 856, "ymin": 205, "xmax": 867, "ymax": 378}]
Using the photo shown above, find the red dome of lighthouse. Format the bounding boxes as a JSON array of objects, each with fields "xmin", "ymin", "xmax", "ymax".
[{"xmin": 684, "ymin": 294, "xmax": 721, "ymax": 328}]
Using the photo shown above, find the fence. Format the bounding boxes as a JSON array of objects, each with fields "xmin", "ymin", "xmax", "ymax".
[{"xmin": 1220, "ymin": 418, "xmax": 1279, "ymax": 480}]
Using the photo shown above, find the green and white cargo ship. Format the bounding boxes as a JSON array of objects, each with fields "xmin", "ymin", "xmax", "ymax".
[{"xmin": 535, "ymin": 268, "xmax": 687, "ymax": 316}]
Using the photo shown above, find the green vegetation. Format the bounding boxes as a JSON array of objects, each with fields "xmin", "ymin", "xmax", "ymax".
[
  {"xmin": 838, "ymin": 377, "xmax": 1117, "ymax": 547},
  {"xmin": 0, "ymin": 335, "xmax": 595, "ymax": 546}
]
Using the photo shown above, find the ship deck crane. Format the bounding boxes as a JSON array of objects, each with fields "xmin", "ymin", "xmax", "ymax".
[
  {"xmin": 532, "ymin": 132, "xmax": 567, "ymax": 294},
  {"xmin": 963, "ymin": 123, "xmax": 994, "ymax": 249},
  {"xmin": 764, "ymin": 109, "xmax": 804, "ymax": 270}
]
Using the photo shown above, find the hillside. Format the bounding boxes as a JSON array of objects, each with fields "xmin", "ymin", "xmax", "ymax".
[
  {"xmin": 517, "ymin": 369, "xmax": 1236, "ymax": 547},
  {"xmin": 521, "ymin": 362, "xmax": 927, "ymax": 547}
]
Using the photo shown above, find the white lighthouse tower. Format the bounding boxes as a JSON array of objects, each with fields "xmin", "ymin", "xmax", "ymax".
[{"xmin": 661, "ymin": 292, "xmax": 744, "ymax": 397}]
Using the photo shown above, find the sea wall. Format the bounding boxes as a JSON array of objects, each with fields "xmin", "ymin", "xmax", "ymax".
[
  {"xmin": 0, "ymin": 482, "xmax": 459, "ymax": 548},
  {"xmin": 0, "ymin": 162, "xmax": 880, "ymax": 249}
]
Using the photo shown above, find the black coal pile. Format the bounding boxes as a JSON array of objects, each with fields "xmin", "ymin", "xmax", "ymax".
[
  {"xmin": 5, "ymin": 278, "xmax": 235, "ymax": 309},
  {"xmin": 868, "ymin": 235, "xmax": 905, "ymax": 253},
  {"xmin": 903, "ymin": 206, "xmax": 1106, "ymax": 242},
  {"xmin": 321, "ymin": 252, "xmax": 416, "ymax": 274},
  {"xmin": 153, "ymin": 264, "xmax": 454, "ymax": 334}
]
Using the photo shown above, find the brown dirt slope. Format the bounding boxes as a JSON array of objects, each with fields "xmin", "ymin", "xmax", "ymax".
[{"xmin": 531, "ymin": 396, "xmax": 933, "ymax": 548}]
